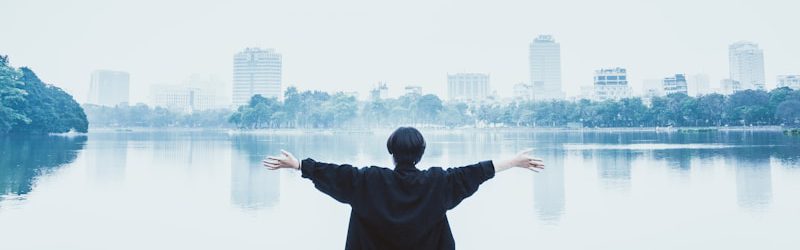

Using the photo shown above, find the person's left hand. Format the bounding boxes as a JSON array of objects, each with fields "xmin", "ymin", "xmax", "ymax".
[{"xmin": 263, "ymin": 150, "xmax": 300, "ymax": 170}]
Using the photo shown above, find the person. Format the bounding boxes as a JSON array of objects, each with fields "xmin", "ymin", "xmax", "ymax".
[{"xmin": 263, "ymin": 127, "xmax": 545, "ymax": 250}]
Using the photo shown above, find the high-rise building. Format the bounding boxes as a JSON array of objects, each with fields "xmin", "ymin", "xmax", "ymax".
[
  {"xmin": 687, "ymin": 74, "xmax": 710, "ymax": 96},
  {"xmin": 777, "ymin": 75, "xmax": 800, "ymax": 90},
  {"xmin": 513, "ymin": 82, "xmax": 534, "ymax": 101},
  {"xmin": 720, "ymin": 78, "xmax": 741, "ymax": 95},
  {"xmin": 529, "ymin": 35, "xmax": 564, "ymax": 100},
  {"xmin": 233, "ymin": 48, "xmax": 282, "ymax": 107},
  {"xmin": 593, "ymin": 67, "xmax": 631, "ymax": 100},
  {"xmin": 447, "ymin": 73, "xmax": 490, "ymax": 101},
  {"xmin": 663, "ymin": 74, "xmax": 688, "ymax": 95},
  {"xmin": 87, "ymin": 70, "xmax": 130, "ymax": 107},
  {"xmin": 729, "ymin": 41, "xmax": 765, "ymax": 90}
]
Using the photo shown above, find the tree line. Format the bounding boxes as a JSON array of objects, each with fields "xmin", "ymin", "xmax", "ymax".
[
  {"xmin": 0, "ymin": 55, "xmax": 88, "ymax": 134},
  {"xmin": 229, "ymin": 86, "xmax": 800, "ymax": 129},
  {"xmin": 83, "ymin": 103, "xmax": 232, "ymax": 128}
]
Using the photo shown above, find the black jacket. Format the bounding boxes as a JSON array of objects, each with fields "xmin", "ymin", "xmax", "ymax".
[{"xmin": 300, "ymin": 158, "xmax": 495, "ymax": 250}]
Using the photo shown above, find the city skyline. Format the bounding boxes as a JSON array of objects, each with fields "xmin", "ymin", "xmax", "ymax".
[{"xmin": 3, "ymin": 0, "xmax": 800, "ymax": 105}]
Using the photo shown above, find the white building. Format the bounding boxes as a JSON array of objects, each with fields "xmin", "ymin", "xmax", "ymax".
[
  {"xmin": 87, "ymin": 70, "xmax": 130, "ymax": 107},
  {"xmin": 233, "ymin": 48, "xmax": 282, "ymax": 107},
  {"xmin": 513, "ymin": 82, "xmax": 534, "ymax": 101},
  {"xmin": 663, "ymin": 74, "xmax": 688, "ymax": 95},
  {"xmin": 529, "ymin": 35, "xmax": 564, "ymax": 100},
  {"xmin": 370, "ymin": 82, "xmax": 389, "ymax": 100},
  {"xmin": 593, "ymin": 68, "xmax": 632, "ymax": 100},
  {"xmin": 777, "ymin": 75, "xmax": 800, "ymax": 90},
  {"xmin": 729, "ymin": 41, "xmax": 765, "ymax": 91},
  {"xmin": 184, "ymin": 74, "xmax": 230, "ymax": 108},
  {"xmin": 447, "ymin": 73, "xmax": 490, "ymax": 101},
  {"xmin": 720, "ymin": 78, "xmax": 741, "ymax": 95},
  {"xmin": 687, "ymin": 74, "xmax": 710, "ymax": 96},
  {"xmin": 150, "ymin": 84, "xmax": 221, "ymax": 113},
  {"xmin": 404, "ymin": 85, "xmax": 422, "ymax": 96}
]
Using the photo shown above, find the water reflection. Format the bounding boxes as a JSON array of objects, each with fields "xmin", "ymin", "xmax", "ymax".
[
  {"xmin": 729, "ymin": 149, "xmax": 773, "ymax": 211},
  {"xmin": 0, "ymin": 135, "xmax": 86, "ymax": 200},
  {"xmin": 595, "ymin": 149, "xmax": 636, "ymax": 191},
  {"xmin": 230, "ymin": 135, "xmax": 280, "ymax": 210},
  {"xmin": 86, "ymin": 135, "xmax": 128, "ymax": 184},
  {"xmin": 533, "ymin": 147, "xmax": 565, "ymax": 223}
]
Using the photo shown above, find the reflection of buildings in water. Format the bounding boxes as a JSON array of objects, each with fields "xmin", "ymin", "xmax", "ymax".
[
  {"xmin": 230, "ymin": 141, "xmax": 280, "ymax": 210},
  {"xmin": 663, "ymin": 149, "xmax": 692, "ymax": 171},
  {"xmin": 0, "ymin": 136, "xmax": 87, "ymax": 200},
  {"xmin": 87, "ymin": 139, "xmax": 128, "ymax": 183},
  {"xmin": 595, "ymin": 150, "xmax": 635, "ymax": 190},
  {"xmin": 732, "ymin": 157, "xmax": 772, "ymax": 211},
  {"xmin": 533, "ymin": 148, "xmax": 565, "ymax": 223}
]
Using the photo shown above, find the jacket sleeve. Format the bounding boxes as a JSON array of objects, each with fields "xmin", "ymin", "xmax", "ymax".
[
  {"xmin": 443, "ymin": 160, "xmax": 496, "ymax": 210},
  {"xmin": 300, "ymin": 158, "xmax": 363, "ymax": 204}
]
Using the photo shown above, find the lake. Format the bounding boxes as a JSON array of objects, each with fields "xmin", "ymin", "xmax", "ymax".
[{"xmin": 1, "ymin": 130, "xmax": 799, "ymax": 249}]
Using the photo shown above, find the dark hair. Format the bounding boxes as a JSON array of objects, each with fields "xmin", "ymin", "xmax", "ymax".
[{"xmin": 386, "ymin": 127, "xmax": 426, "ymax": 165}]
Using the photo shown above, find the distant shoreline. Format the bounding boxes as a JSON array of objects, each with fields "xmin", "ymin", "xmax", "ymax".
[{"xmin": 84, "ymin": 125, "xmax": 789, "ymax": 134}]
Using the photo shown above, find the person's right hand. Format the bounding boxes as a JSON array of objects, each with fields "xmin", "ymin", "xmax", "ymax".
[{"xmin": 511, "ymin": 149, "xmax": 545, "ymax": 172}]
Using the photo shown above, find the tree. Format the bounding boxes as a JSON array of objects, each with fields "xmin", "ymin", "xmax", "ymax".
[
  {"xmin": 415, "ymin": 94, "xmax": 443, "ymax": 124},
  {"xmin": 0, "ymin": 55, "xmax": 30, "ymax": 133},
  {"xmin": 776, "ymin": 100, "xmax": 800, "ymax": 126}
]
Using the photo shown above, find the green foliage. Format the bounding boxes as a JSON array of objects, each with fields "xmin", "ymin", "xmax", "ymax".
[
  {"xmin": 0, "ymin": 135, "xmax": 86, "ymax": 195},
  {"xmin": 226, "ymin": 86, "xmax": 800, "ymax": 129},
  {"xmin": 0, "ymin": 55, "xmax": 87, "ymax": 134},
  {"xmin": 0, "ymin": 55, "xmax": 30, "ymax": 133},
  {"xmin": 83, "ymin": 103, "xmax": 233, "ymax": 128}
]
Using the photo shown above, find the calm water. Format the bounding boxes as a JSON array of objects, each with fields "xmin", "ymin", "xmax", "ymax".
[{"xmin": 1, "ymin": 130, "xmax": 799, "ymax": 249}]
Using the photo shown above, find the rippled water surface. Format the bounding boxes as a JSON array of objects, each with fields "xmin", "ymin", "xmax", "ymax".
[{"xmin": 1, "ymin": 130, "xmax": 799, "ymax": 249}]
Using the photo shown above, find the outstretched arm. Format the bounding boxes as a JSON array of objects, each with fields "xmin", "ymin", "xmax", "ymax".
[
  {"xmin": 442, "ymin": 150, "xmax": 545, "ymax": 210},
  {"xmin": 491, "ymin": 149, "xmax": 545, "ymax": 173},
  {"xmin": 263, "ymin": 150, "xmax": 362, "ymax": 204}
]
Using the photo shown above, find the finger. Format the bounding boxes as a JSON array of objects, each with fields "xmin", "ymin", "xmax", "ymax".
[
  {"xmin": 527, "ymin": 165, "xmax": 543, "ymax": 171},
  {"xmin": 527, "ymin": 167, "xmax": 540, "ymax": 173},
  {"xmin": 263, "ymin": 162, "xmax": 279, "ymax": 168},
  {"xmin": 529, "ymin": 160, "xmax": 545, "ymax": 165},
  {"xmin": 281, "ymin": 150, "xmax": 292, "ymax": 158},
  {"xmin": 519, "ymin": 148, "xmax": 533, "ymax": 155},
  {"xmin": 267, "ymin": 156, "xmax": 284, "ymax": 161},
  {"xmin": 262, "ymin": 159, "xmax": 280, "ymax": 165}
]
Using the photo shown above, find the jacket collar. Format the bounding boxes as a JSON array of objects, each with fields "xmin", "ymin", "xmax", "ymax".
[{"xmin": 394, "ymin": 162, "xmax": 420, "ymax": 172}]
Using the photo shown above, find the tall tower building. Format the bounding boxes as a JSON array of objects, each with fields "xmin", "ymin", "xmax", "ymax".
[
  {"xmin": 529, "ymin": 35, "xmax": 564, "ymax": 100},
  {"xmin": 87, "ymin": 70, "xmax": 130, "ymax": 107},
  {"xmin": 233, "ymin": 48, "xmax": 282, "ymax": 107},
  {"xmin": 729, "ymin": 41, "xmax": 765, "ymax": 91},
  {"xmin": 447, "ymin": 73, "xmax": 490, "ymax": 101}
]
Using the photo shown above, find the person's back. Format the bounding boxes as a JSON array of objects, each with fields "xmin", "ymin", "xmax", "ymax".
[{"xmin": 264, "ymin": 127, "xmax": 544, "ymax": 249}]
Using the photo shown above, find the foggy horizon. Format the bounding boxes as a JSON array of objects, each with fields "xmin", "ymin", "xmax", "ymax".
[{"xmin": 3, "ymin": 0, "xmax": 799, "ymax": 105}]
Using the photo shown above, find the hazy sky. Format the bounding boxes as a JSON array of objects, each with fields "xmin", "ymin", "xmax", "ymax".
[{"xmin": 2, "ymin": 0, "xmax": 799, "ymax": 104}]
